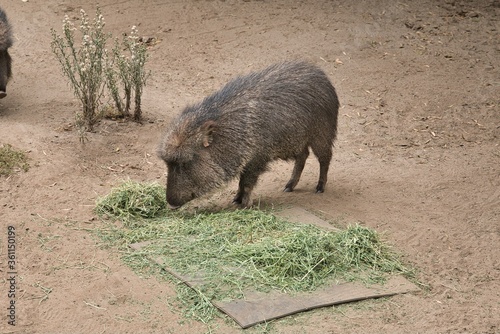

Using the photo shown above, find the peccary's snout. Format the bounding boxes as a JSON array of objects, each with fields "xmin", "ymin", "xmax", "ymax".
[
  {"xmin": 166, "ymin": 188, "xmax": 196, "ymax": 210},
  {"xmin": 166, "ymin": 192, "xmax": 183, "ymax": 210},
  {"xmin": 167, "ymin": 203, "xmax": 181, "ymax": 210}
]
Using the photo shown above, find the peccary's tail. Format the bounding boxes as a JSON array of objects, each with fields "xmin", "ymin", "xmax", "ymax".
[{"xmin": 0, "ymin": 9, "xmax": 12, "ymax": 51}]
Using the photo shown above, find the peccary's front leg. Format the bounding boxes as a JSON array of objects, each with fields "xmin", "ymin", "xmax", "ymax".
[{"xmin": 233, "ymin": 160, "xmax": 267, "ymax": 208}]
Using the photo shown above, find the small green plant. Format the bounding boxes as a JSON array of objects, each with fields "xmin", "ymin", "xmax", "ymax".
[
  {"xmin": 0, "ymin": 144, "xmax": 29, "ymax": 176},
  {"xmin": 51, "ymin": 7, "xmax": 149, "ymax": 133},
  {"xmin": 128, "ymin": 26, "xmax": 149, "ymax": 121},
  {"xmin": 106, "ymin": 26, "xmax": 149, "ymax": 121},
  {"xmin": 50, "ymin": 8, "xmax": 108, "ymax": 132},
  {"xmin": 105, "ymin": 41, "xmax": 126, "ymax": 116}
]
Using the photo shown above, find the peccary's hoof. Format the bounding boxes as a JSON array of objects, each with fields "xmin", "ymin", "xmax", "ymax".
[
  {"xmin": 283, "ymin": 187, "xmax": 293, "ymax": 193},
  {"xmin": 233, "ymin": 195, "xmax": 253, "ymax": 208},
  {"xmin": 0, "ymin": 91, "xmax": 6, "ymax": 99},
  {"xmin": 233, "ymin": 200, "xmax": 252, "ymax": 208}
]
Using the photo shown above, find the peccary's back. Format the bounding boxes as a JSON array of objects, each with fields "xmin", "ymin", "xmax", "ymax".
[{"xmin": 200, "ymin": 61, "xmax": 339, "ymax": 159}]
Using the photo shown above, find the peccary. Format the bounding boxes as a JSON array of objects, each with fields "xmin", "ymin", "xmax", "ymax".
[
  {"xmin": 0, "ymin": 8, "xmax": 12, "ymax": 99},
  {"xmin": 158, "ymin": 61, "xmax": 339, "ymax": 208}
]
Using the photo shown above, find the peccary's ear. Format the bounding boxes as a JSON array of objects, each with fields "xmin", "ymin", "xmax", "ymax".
[{"xmin": 201, "ymin": 120, "xmax": 216, "ymax": 147}]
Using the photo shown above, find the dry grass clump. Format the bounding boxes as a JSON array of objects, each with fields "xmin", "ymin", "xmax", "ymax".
[
  {"xmin": 94, "ymin": 180, "xmax": 167, "ymax": 220},
  {"xmin": 0, "ymin": 144, "xmax": 29, "ymax": 176}
]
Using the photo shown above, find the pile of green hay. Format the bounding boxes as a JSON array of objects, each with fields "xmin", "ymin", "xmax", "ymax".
[
  {"xmin": 0, "ymin": 144, "xmax": 29, "ymax": 176},
  {"xmin": 94, "ymin": 180, "xmax": 414, "ymax": 322},
  {"xmin": 95, "ymin": 180, "xmax": 167, "ymax": 220}
]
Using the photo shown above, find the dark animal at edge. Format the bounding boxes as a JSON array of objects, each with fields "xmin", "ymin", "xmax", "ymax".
[{"xmin": 0, "ymin": 7, "xmax": 12, "ymax": 99}]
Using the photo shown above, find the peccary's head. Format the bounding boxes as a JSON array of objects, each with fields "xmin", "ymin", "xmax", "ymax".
[{"xmin": 157, "ymin": 110, "xmax": 228, "ymax": 209}]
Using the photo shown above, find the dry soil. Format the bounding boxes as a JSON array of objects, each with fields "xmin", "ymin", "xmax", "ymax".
[{"xmin": 0, "ymin": 0, "xmax": 499, "ymax": 333}]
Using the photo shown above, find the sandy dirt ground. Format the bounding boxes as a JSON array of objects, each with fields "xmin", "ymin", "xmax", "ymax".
[{"xmin": 1, "ymin": 0, "xmax": 499, "ymax": 333}]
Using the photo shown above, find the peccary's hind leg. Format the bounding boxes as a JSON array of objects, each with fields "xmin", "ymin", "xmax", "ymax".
[
  {"xmin": 284, "ymin": 146, "xmax": 309, "ymax": 192},
  {"xmin": 311, "ymin": 144, "xmax": 332, "ymax": 193},
  {"xmin": 233, "ymin": 160, "xmax": 268, "ymax": 208}
]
